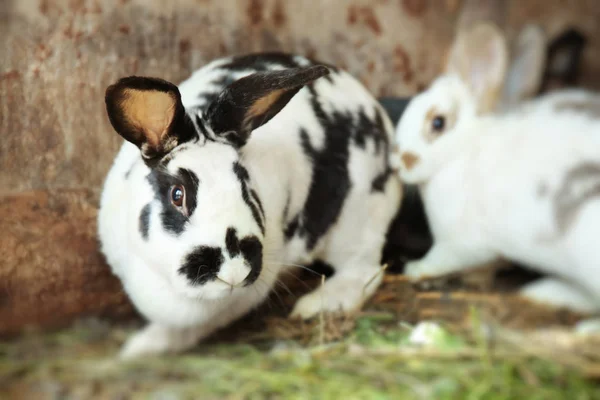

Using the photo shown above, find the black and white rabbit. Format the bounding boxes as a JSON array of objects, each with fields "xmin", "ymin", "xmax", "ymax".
[{"xmin": 98, "ymin": 53, "xmax": 402, "ymax": 359}]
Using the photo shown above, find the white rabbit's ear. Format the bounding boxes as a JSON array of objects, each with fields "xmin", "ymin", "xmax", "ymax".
[
  {"xmin": 500, "ymin": 24, "xmax": 547, "ymax": 108},
  {"xmin": 446, "ymin": 22, "xmax": 509, "ymax": 114}
]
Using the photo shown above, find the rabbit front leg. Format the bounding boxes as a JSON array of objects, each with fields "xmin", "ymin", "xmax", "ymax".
[
  {"xmin": 521, "ymin": 277, "xmax": 600, "ymax": 334},
  {"xmin": 520, "ymin": 277, "xmax": 599, "ymax": 314},
  {"xmin": 119, "ymin": 323, "xmax": 213, "ymax": 360},
  {"xmin": 404, "ymin": 241, "xmax": 497, "ymax": 282},
  {"xmin": 290, "ymin": 184, "xmax": 400, "ymax": 320},
  {"xmin": 289, "ymin": 263, "xmax": 385, "ymax": 320}
]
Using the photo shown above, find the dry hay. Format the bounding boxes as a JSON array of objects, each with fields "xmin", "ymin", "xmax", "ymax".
[{"xmin": 203, "ymin": 268, "xmax": 600, "ymax": 378}]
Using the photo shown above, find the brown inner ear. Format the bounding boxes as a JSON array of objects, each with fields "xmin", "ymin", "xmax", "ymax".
[
  {"xmin": 244, "ymin": 89, "xmax": 286, "ymax": 123},
  {"xmin": 445, "ymin": 23, "xmax": 508, "ymax": 115},
  {"xmin": 121, "ymin": 88, "xmax": 177, "ymax": 148}
]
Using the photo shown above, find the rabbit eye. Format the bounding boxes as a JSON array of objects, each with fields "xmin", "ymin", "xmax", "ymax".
[
  {"xmin": 170, "ymin": 185, "xmax": 185, "ymax": 208},
  {"xmin": 431, "ymin": 116, "xmax": 445, "ymax": 132}
]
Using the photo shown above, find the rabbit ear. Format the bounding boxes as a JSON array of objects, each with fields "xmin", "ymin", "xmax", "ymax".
[
  {"xmin": 105, "ymin": 76, "xmax": 196, "ymax": 164},
  {"xmin": 205, "ymin": 65, "xmax": 330, "ymax": 147},
  {"xmin": 500, "ymin": 24, "xmax": 547, "ymax": 109},
  {"xmin": 447, "ymin": 22, "xmax": 509, "ymax": 114}
]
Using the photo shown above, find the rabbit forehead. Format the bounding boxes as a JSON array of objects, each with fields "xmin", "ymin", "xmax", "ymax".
[{"xmin": 166, "ymin": 140, "xmax": 239, "ymax": 179}]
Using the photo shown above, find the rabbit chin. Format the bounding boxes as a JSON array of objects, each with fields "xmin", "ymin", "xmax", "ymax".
[
  {"xmin": 398, "ymin": 161, "xmax": 432, "ymax": 185},
  {"xmin": 170, "ymin": 271, "xmax": 257, "ymax": 302}
]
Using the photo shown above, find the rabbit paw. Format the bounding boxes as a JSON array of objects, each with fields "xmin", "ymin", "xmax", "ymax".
[
  {"xmin": 289, "ymin": 267, "xmax": 384, "ymax": 320},
  {"xmin": 119, "ymin": 324, "xmax": 206, "ymax": 360},
  {"xmin": 575, "ymin": 318, "xmax": 600, "ymax": 335},
  {"xmin": 404, "ymin": 260, "xmax": 443, "ymax": 282}
]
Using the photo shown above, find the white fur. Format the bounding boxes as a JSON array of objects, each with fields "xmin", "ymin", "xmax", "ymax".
[
  {"xmin": 394, "ymin": 69, "xmax": 600, "ymax": 325},
  {"xmin": 98, "ymin": 55, "xmax": 401, "ymax": 359}
]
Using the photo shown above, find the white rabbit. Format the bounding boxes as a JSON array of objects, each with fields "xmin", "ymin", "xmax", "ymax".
[
  {"xmin": 393, "ymin": 22, "xmax": 600, "ymax": 331},
  {"xmin": 98, "ymin": 52, "xmax": 401, "ymax": 359}
]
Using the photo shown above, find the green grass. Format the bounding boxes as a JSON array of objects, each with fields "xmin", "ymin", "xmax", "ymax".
[{"xmin": 1, "ymin": 312, "xmax": 599, "ymax": 400}]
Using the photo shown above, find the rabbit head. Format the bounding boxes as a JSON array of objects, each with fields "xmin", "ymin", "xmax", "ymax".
[
  {"xmin": 104, "ymin": 66, "xmax": 329, "ymax": 301},
  {"xmin": 395, "ymin": 22, "xmax": 509, "ymax": 184}
]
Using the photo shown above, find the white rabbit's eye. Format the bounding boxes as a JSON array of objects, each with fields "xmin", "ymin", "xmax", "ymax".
[
  {"xmin": 431, "ymin": 116, "xmax": 445, "ymax": 132},
  {"xmin": 170, "ymin": 185, "xmax": 185, "ymax": 208}
]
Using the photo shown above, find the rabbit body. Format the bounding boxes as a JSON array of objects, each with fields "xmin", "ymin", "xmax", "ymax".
[
  {"xmin": 413, "ymin": 86, "xmax": 600, "ymax": 309},
  {"xmin": 394, "ymin": 23, "xmax": 600, "ymax": 324},
  {"xmin": 98, "ymin": 53, "xmax": 401, "ymax": 359}
]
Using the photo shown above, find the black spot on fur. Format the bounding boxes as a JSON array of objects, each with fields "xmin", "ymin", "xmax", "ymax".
[
  {"xmin": 194, "ymin": 114, "xmax": 210, "ymax": 137},
  {"xmin": 282, "ymin": 192, "xmax": 299, "ymax": 240},
  {"xmin": 225, "ymin": 227, "xmax": 241, "ymax": 258},
  {"xmin": 223, "ymin": 228, "xmax": 262, "ymax": 286},
  {"xmin": 296, "ymin": 122, "xmax": 351, "ymax": 249},
  {"xmin": 146, "ymin": 168, "xmax": 199, "ymax": 236},
  {"xmin": 282, "ymin": 190, "xmax": 291, "ymax": 222},
  {"xmin": 371, "ymin": 167, "xmax": 393, "ymax": 193},
  {"xmin": 233, "ymin": 162, "xmax": 265, "ymax": 235},
  {"xmin": 284, "ymin": 214, "xmax": 300, "ymax": 240},
  {"xmin": 124, "ymin": 160, "xmax": 137, "ymax": 179},
  {"xmin": 285, "ymin": 81, "xmax": 354, "ymax": 250},
  {"xmin": 304, "ymin": 260, "xmax": 336, "ymax": 278},
  {"xmin": 285, "ymin": 91, "xmax": 392, "ymax": 249},
  {"xmin": 240, "ymin": 236, "xmax": 263, "ymax": 286},
  {"xmin": 139, "ymin": 203, "xmax": 151, "ymax": 240},
  {"xmin": 250, "ymin": 189, "xmax": 265, "ymax": 220},
  {"xmin": 353, "ymin": 107, "xmax": 388, "ymax": 153},
  {"xmin": 222, "ymin": 131, "xmax": 247, "ymax": 149},
  {"xmin": 196, "ymin": 75, "xmax": 238, "ymax": 108},
  {"xmin": 179, "ymin": 246, "xmax": 224, "ymax": 285}
]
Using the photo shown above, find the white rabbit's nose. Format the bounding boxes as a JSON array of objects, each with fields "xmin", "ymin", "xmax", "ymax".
[
  {"xmin": 401, "ymin": 152, "xmax": 420, "ymax": 170},
  {"xmin": 216, "ymin": 258, "xmax": 250, "ymax": 287}
]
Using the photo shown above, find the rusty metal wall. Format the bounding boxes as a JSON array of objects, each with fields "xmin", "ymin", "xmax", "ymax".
[{"xmin": 2, "ymin": 0, "xmax": 600, "ymax": 335}]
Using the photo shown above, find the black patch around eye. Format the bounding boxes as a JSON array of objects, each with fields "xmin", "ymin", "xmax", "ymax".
[
  {"xmin": 225, "ymin": 227, "xmax": 241, "ymax": 258},
  {"xmin": 233, "ymin": 162, "xmax": 265, "ymax": 235},
  {"xmin": 240, "ymin": 236, "xmax": 263, "ymax": 286},
  {"xmin": 178, "ymin": 246, "xmax": 224, "ymax": 286},
  {"xmin": 146, "ymin": 167, "xmax": 199, "ymax": 236},
  {"xmin": 139, "ymin": 203, "xmax": 151, "ymax": 240}
]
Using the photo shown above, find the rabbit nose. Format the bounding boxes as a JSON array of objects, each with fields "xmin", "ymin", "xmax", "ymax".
[
  {"xmin": 401, "ymin": 152, "xmax": 420, "ymax": 170},
  {"xmin": 179, "ymin": 246, "xmax": 224, "ymax": 286},
  {"xmin": 216, "ymin": 258, "xmax": 249, "ymax": 287}
]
